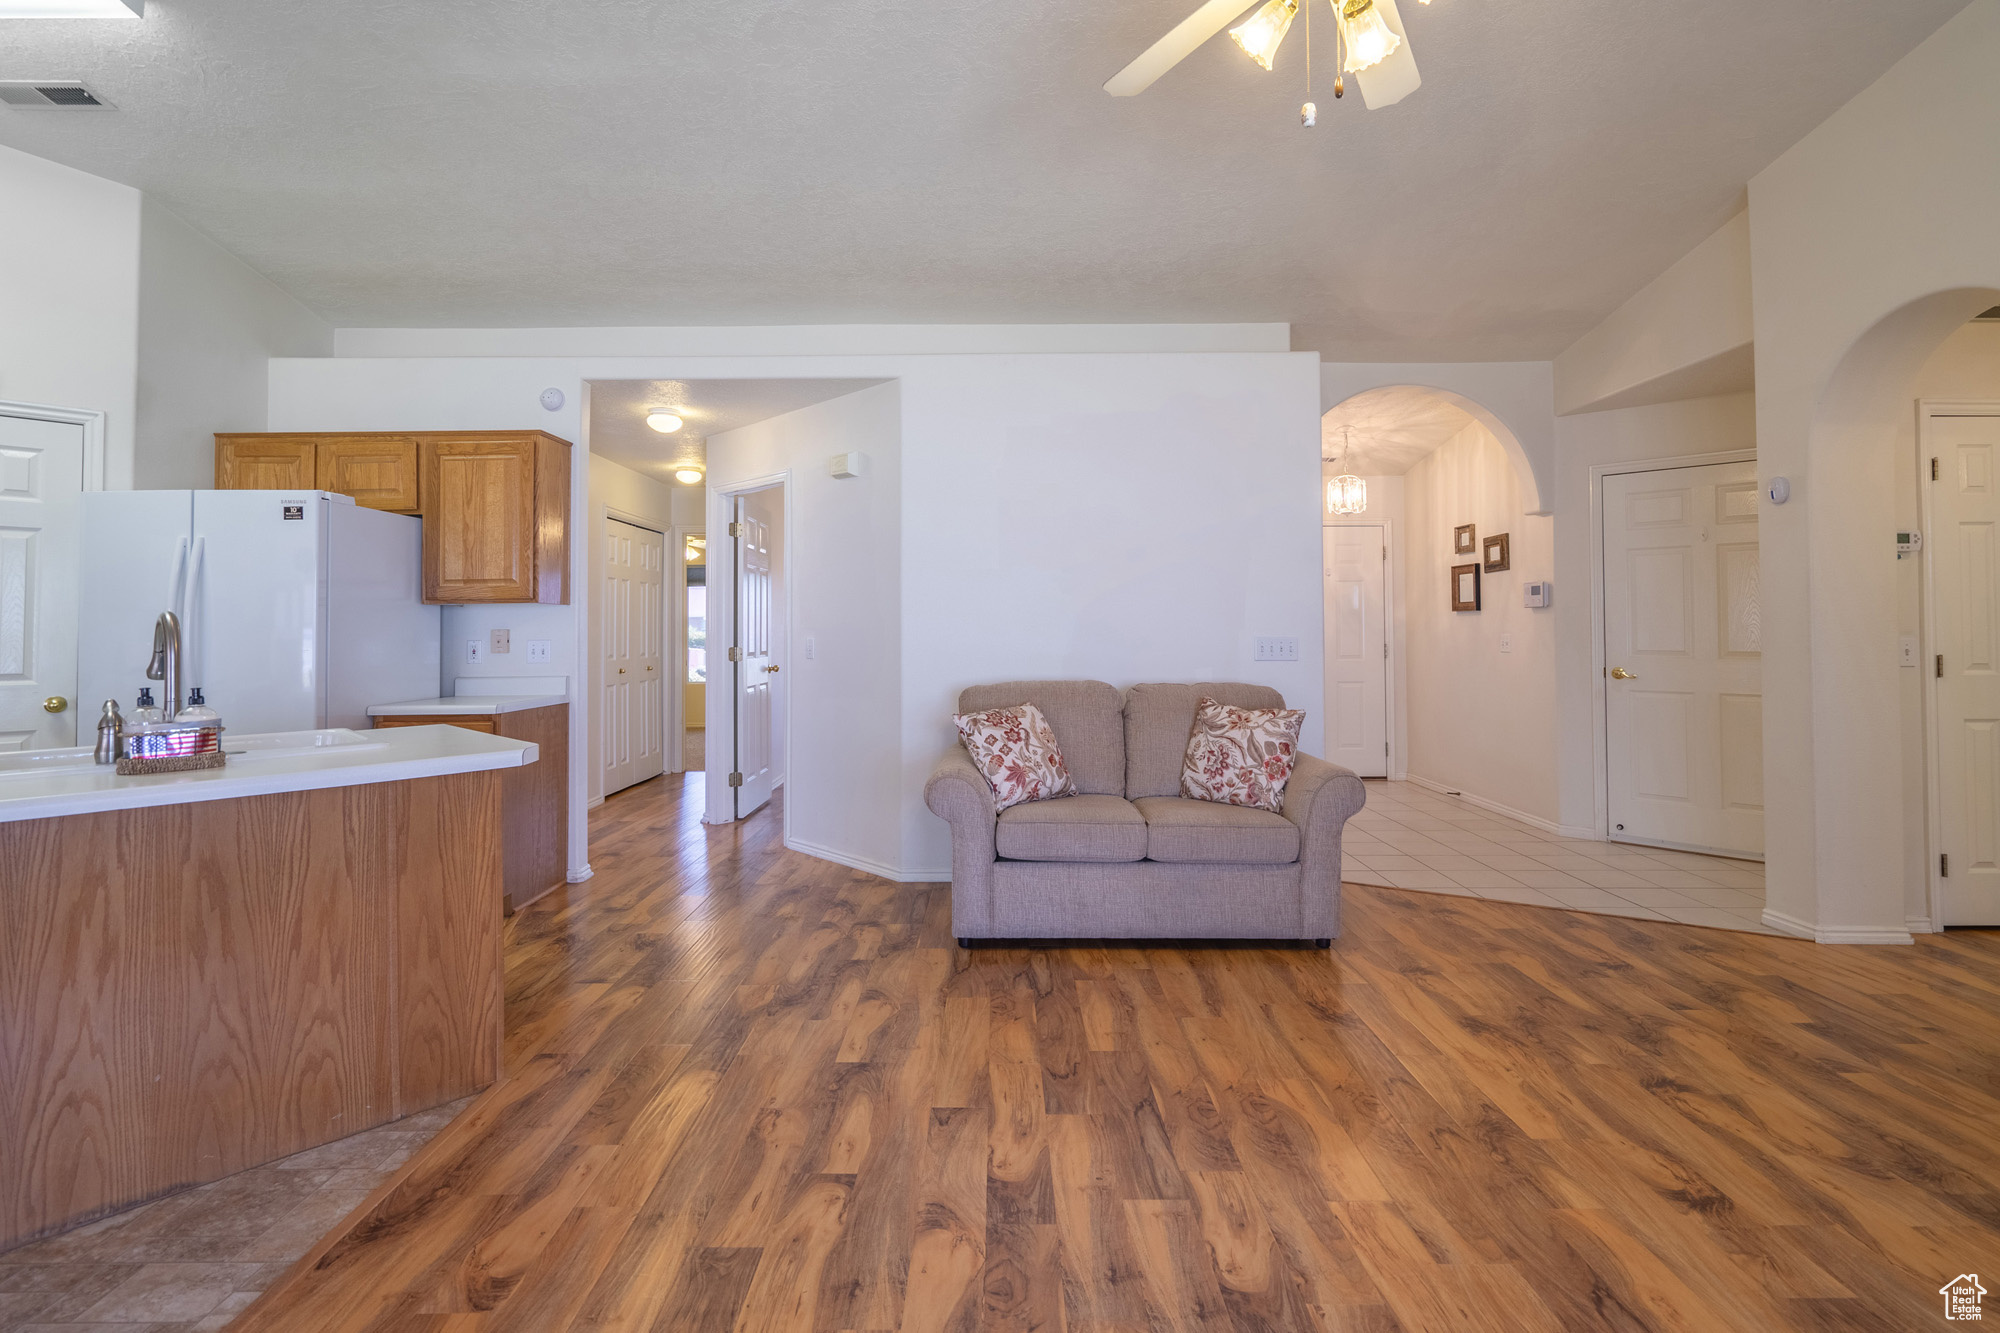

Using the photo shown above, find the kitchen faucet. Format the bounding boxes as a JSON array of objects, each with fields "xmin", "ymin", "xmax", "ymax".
[{"xmin": 147, "ymin": 610, "xmax": 182, "ymax": 722}]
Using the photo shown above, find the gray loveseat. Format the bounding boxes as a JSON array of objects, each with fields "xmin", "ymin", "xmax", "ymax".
[{"xmin": 924, "ymin": 680, "xmax": 1367, "ymax": 946}]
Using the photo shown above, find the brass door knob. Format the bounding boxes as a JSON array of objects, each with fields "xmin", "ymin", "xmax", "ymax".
[
  {"xmin": 618, "ymin": 667, "xmax": 626, "ymax": 674},
  {"xmin": 1610, "ymin": 667, "xmax": 1638, "ymax": 681},
  {"xmin": 763, "ymin": 665, "xmax": 780, "ymax": 674},
  {"xmin": 43, "ymin": 696, "xmax": 67, "ymax": 713}
]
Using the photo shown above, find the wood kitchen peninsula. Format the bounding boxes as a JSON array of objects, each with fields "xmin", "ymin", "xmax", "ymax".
[{"xmin": 0, "ymin": 725, "xmax": 534, "ymax": 1252}]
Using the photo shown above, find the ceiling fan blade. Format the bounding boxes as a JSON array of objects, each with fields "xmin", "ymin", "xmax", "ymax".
[
  {"xmin": 1353, "ymin": 0, "xmax": 1420, "ymax": 109},
  {"xmin": 1103, "ymin": 0, "xmax": 1265, "ymax": 96}
]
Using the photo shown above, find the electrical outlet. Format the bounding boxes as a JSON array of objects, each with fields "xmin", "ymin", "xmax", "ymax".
[
  {"xmin": 1253, "ymin": 636, "xmax": 1300, "ymax": 662},
  {"xmin": 804, "ymin": 635, "xmax": 816, "ymax": 661},
  {"xmin": 490, "ymin": 627, "xmax": 510, "ymax": 654},
  {"xmin": 466, "ymin": 639, "xmax": 484, "ymax": 664},
  {"xmin": 525, "ymin": 639, "xmax": 552, "ymax": 664},
  {"xmin": 1500, "ymin": 632, "xmax": 1514, "ymax": 654}
]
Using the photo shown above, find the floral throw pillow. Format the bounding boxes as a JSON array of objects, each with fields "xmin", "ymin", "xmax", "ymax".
[
  {"xmin": 954, "ymin": 703, "xmax": 1078, "ymax": 811},
  {"xmin": 1180, "ymin": 696, "xmax": 1307, "ymax": 813}
]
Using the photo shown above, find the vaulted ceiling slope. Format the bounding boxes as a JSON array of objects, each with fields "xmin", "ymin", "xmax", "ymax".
[{"xmin": 0, "ymin": 0, "xmax": 1971, "ymax": 357}]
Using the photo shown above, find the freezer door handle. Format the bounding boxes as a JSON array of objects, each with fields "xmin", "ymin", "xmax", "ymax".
[
  {"xmin": 185, "ymin": 536, "xmax": 206, "ymax": 689},
  {"xmin": 166, "ymin": 536, "xmax": 190, "ymax": 619}
]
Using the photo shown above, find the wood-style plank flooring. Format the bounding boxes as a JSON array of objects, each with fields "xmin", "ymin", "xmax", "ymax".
[{"xmin": 231, "ymin": 774, "xmax": 2000, "ymax": 1332}]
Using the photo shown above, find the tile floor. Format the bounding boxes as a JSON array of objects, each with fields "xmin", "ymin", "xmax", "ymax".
[
  {"xmin": 0, "ymin": 1098, "xmax": 470, "ymax": 1332},
  {"xmin": 1344, "ymin": 779, "xmax": 1774, "ymax": 934}
]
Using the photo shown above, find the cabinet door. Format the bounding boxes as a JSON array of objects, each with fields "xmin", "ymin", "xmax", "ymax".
[
  {"xmin": 318, "ymin": 436, "xmax": 420, "ymax": 512},
  {"xmin": 215, "ymin": 436, "xmax": 315, "ymax": 490},
  {"xmin": 422, "ymin": 435, "xmax": 538, "ymax": 602}
]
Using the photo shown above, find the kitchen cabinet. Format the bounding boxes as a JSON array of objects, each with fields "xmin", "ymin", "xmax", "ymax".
[
  {"xmin": 371, "ymin": 704, "xmax": 569, "ymax": 912},
  {"xmin": 214, "ymin": 435, "xmax": 315, "ymax": 491},
  {"xmin": 215, "ymin": 432, "xmax": 419, "ymax": 513},
  {"xmin": 421, "ymin": 433, "xmax": 571, "ymax": 605}
]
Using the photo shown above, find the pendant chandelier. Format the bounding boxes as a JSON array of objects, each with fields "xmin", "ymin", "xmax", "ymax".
[{"xmin": 1327, "ymin": 427, "xmax": 1367, "ymax": 515}]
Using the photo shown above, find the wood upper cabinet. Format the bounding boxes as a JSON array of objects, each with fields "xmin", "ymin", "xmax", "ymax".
[
  {"xmin": 214, "ymin": 435, "xmax": 316, "ymax": 491},
  {"xmin": 421, "ymin": 432, "xmax": 570, "ymax": 605},
  {"xmin": 215, "ymin": 433, "xmax": 419, "ymax": 513}
]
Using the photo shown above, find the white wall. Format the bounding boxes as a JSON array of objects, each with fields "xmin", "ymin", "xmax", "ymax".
[
  {"xmin": 135, "ymin": 199, "xmax": 332, "ymax": 488},
  {"xmin": 0, "ymin": 143, "xmax": 139, "ymax": 487},
  {"xmin": 704, "ymin": 383, "xmax": 904, "ymax": 874},
  {"xmin": 1550, "ymin": 392, "xmax": 1758, "ymax": 832},
  {"xmin": 1554, "ymin": 213, "xmax": 1755, "ymax": 416},
  {"xmin": 1321, "ymin": 362, "xmax": 1557, "ymax": 515},
  {"xmin": 1402, "ymin": 421, "xmax": 1560, "ymax": 825},
  {"xmin": 1749, "ymin": 0, "xmax": 2000, "ymax": 942}
]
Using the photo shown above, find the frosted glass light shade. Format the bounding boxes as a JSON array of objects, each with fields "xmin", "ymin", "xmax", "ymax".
[
  {"xmin": 1338, "ymin": 0, "xmax": 1401, "ymax": 72},
  {"xmin": 1230, "ymin": 0, "xmax": 1299, "ymax": 71},
  {"xmin": 646, "ymin": 411, "xmax": 684, "ymax": 433},
  {"xmin": 1327, "ymin": 473, "xmax": 1367, "ymax": 515},
  {"xmin": 674, "ymin": 467, "xmax": 705, "ymax": 485},
  {"xmin": 0, "ymin": 0, "xmax": 142, "ymax": 13}
]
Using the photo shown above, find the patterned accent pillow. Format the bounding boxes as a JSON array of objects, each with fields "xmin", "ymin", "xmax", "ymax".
[
  {"xmin": 1180, "ymin": 696, "xmax": 1307, "ymax": 813},
  {"xmin": 953, "ymin": 703, "xmax": 1078, "ymax": 811}
]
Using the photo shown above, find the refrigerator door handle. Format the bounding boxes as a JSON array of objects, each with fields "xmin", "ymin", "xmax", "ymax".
[
  {"xmin": 185, "ymin": 536, "xmax": 206, "ymax": 690},
  {"xmin": 166, "ymin": 536, "xmax": 190, "ymax": 618}
]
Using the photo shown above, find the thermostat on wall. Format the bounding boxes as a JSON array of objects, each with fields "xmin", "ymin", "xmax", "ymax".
[
  {"xmin": 829, "ymin": 451, "xmax": 868, "ymax": 479},
  {"xmin": 1897, "ymin": 530, "xmax": 1923, "ymax": 557},
  {"xmin": 1522, "ymin": 581, "xmax": 1552, "ymax": 608}
]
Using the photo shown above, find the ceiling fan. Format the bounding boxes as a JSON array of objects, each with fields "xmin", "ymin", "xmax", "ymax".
[{"xmin": 1105, "ymin": 0, "xmax": 1424, "ymax": 116}]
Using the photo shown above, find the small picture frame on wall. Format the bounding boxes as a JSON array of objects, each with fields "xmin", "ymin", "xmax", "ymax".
[
  {"xmin": 1451, "ymin": 562, "xmax": 1481, "ymax": 612},
  {"xmin": 1484, "ymin": 532, "xmax": 1511, "ymax": 573},
  {"xmin": 1454, "ymin": 524, "xmax": 1477, "ymax": 555}
]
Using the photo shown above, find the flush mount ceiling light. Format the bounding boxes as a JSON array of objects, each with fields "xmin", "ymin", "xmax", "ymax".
[
  {"xmin": 673, "ymin": 466, "xmax": 705, "ymax": 486},
  {"xmin": 1326, "ymin": 427, "xmax": 1367, "ymax": 515},
  {"xmin": 645, "ymin": 410, "xmax": 684, "ymax": 433},
  {"xmin": 1109, "ymin": 0, "xmax": 1425, "ymax": 121},
  {"xmin": 0, "ymin": 0, "xmax": 143, "ymax": 14}
]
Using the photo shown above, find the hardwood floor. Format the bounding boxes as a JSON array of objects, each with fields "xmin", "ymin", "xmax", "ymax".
[{"xmin": 230, "ymin": 773, "xmax": 2000, "ymax": 1333}]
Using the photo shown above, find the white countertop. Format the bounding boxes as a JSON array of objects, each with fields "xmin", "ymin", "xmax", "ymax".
[
  {"xmin": 0, "ymin": 726, "xmax": 537, "ymax": 824},
  {"xmin": 367, "ymin": 674, "xmax": 570, "ymax": 718}
]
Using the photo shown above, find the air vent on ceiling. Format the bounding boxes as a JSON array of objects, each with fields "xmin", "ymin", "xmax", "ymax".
[
  {"xmin": 1975, "ymin": 306, "xmax": 2000, "ymax": 322},
  {"xmin": 0, "ymin": 81, "xmax": 113, "ymax": 109}
]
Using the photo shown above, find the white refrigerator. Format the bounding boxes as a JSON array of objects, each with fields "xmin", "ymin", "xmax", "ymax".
[{"xmin": 78, "ymin": 490, "xmax": 441, "ymax": 734}]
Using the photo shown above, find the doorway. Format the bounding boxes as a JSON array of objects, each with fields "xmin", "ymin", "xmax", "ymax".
[
  {"xmin": 602, "ymin": 517, "xmax": 666, "ymax": 795},
  {"xmin": 681, "ymin": 530, "xmax": 707, "ymax": 772},
  {"xmin": 724, "ymin": 486, "xmax": 785, "ymax": 820},
  {"xmin": 0, "ymin": 404, "xmax": 97, "ymax": 751},
  {"xmin": 1598, "ymin": 455, "xmax": 1763, "ymax": 858},
  {"xmin": 1324, "ymin": 522, "xmax": 1390, "ymax": 776},
  {"xmin": 1922, "ymin": 400, "xmax": 2000, "ymax": 926}
]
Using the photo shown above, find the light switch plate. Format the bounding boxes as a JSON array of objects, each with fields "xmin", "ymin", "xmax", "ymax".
[
  {"xmin": 804, "ymin": 635, "xmax": 816, "ymax": 661},
  {"xmin": 525, "ymin": 639, "xmax": 552, "ymax": 664},
  {"xmin": 1253, "ymin": 636, "xmax": 1300, "ymax": 662},
  {"xmin": 490, "ymin": 628, "xmax": 510, "ymax": 654},
  {"xmin": 466, "ymin": 639, "xmax": 484, "ymax": 664},
  {"xmin": 1900, "ymin": 634, "xmax": 1919, "ymax": 667},
  {"xmin": 1499, "ymin": 632, "xmax": 1514, "ymax": 654}
]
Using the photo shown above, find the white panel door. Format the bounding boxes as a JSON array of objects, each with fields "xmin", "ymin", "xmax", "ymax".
[
  {"xmin": 1603, "ymin": 460, "xmax": 1762, "ymax": 856},
  {"xmin": 0, "ymin": 414, "xmax": 84, "ymax": 750},
  {"xmin": 603, "ymin": 518, "xmax": 665, "ymax": 797},
  {"xmin": 733, "ymin": 499, "xmax": 774, "ymax": 818},
  {"xmin": 1932, "ymin": 410, "xmax": 2000, "ymax": 925},
  {"xmin": 1324, "ymin": 523, "xmax": 1387, "ymax": 776}
]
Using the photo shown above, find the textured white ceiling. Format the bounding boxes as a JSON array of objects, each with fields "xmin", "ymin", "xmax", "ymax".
[
  {"xmin": 0, "ymin": 0, "xmax": 1971, "ymax": 357},
  {"xmin": 1323, "ymin": 384, "xmax": 1475, "ymax": 474},
  {"xmin": 588, "ymin": 377, "xmax": 885, "ymax": 482}
]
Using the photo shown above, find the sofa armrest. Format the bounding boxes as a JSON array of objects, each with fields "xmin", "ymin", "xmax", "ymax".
[
  {"xmin": 924, "ymin": 745, "xmax": 998, "ymax": 938},
  {"xmin": 1282, "ymin": 752, "xmax": 1367, "ymax": 940}
]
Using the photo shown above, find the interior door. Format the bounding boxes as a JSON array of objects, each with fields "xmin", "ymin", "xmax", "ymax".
[
  {"xmin": 1325, "ymin": 523, "xmax": 1388, "ymax": 776},
  {"xmin": 603, "ymin": 518, "xmax": 665, "ymax": 797},
  {"xmin": 1930, "ymin": 408, "xmax": 2000, "ymax": 926},
  {"xmin": 732, "ymin": 498, "xmax": 774, "ymax": 818},
  {"xmin": 0, "ymin": 413, "xmax": 84, "ymax": 750},
  {"xmin": 1602, "ymin": 460, "xmax": 1762, "ymax": 857}
]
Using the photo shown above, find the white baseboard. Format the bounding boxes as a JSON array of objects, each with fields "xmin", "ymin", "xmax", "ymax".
[
  {"xmin": 1402, "ymin": 773, "xmax": 1583, "ymax": 839},
  {"xmin": 566, "ymin": 863, "xmax": 594, "ymax": 883},
  {"xmin": 783, "ymin": 836, "xmax": 946, "ymax": 884},
  {"xmin": 586, "ymin": 795, "xmax": 605, "ymax": 811},
  {"xmin": 1906, "ymin": 914, "xmax": 1937, "ymax": 935},
  {"xmin": 1762, "ymin": 906, "xmax": 1913, "ymax": 945}
]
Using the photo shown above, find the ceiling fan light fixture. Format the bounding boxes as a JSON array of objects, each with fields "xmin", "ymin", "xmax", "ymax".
[
  {"xmin": 1337, "ymin": 0, "xmax": 1401, "ymax": 73},
  {"xmin": 1229, "ymin": 0, "xmax": 1299, "ymax": 71},
  {"xmin": 0, "ymin": 0, "xmax": 142, "ymax": 15},
  {"xmin": 646, "ymin": 410, "xmax": 684, "ymax": 433}
]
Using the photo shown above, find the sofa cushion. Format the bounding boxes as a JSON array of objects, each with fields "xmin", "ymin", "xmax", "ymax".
[
  {"xmin": 1124, "ymin": 682, "xmax": 1287, "ymax": 799},
  {"xmin": 954, "ymin": 703, "xmax": 1077, "ymax": 811},
  {"xmin": 1134, "ymin": 796, "xmax": 1300, "ymax": 865},
  {"xmin": 960, "ymin": 680, "xmax": 1125, "ymax": 796},
  {"xmin": 1180, "ymin": 697, "xmax": 1307, "ymax": 813},
  {"xmin": 996, "ymin": 794, "xmax": 1147, "ymax": 863}
]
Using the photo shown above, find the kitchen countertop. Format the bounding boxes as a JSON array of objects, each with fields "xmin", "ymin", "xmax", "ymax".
[
  {"xmin": 0, "ymin": 725, "xmax": 536, "ymax": 824},
  {"xmin": 367, "ymin": 694, "xmax": 569, "ymax": 717}
]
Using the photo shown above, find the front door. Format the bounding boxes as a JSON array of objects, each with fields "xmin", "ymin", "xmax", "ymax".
[
  {"xmin": 604, "ymin": 518, "xmax": 667, "ymax": 796},
  {"xmin": 1602, "ymin": 460, "xmax": 1763, "ymax": 857},
  {"xmin": 0, "ymin": 412, "xmax": 84, "ymax": 751},
  {"xmin": 1325, "ymin": 523, "xmax": 1388, "ymax": 776},
  {"xmin": 732, "ymin": 498, "xmax": 774, "ymax": 818},
  {"xmin": 1930, "ymin": 407, "xmax": 2000, "ymax": 926}
]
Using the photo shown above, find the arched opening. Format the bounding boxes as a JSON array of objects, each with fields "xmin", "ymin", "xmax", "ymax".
[{"xmin": 1788, "ymin": 290, "xmax": 2000, "ymax": 938}]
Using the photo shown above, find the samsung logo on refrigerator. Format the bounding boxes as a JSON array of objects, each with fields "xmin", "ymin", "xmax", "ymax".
[{"xmin": 282, "ymin": 505, "xmax": 304, "ymax": 520}]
